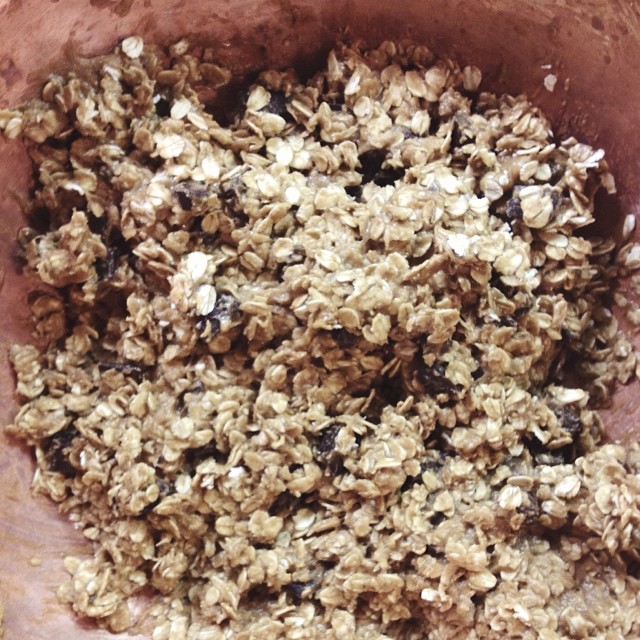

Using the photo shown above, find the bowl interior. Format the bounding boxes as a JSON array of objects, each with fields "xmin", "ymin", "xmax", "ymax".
[{"xmin": 1, "ymin": 0, "xmax": 640, "ymax": 636}]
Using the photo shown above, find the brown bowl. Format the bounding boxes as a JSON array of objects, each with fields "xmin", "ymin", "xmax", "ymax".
[{"xmin": 1, "ymin": 0, "xmax": 639, "ymax": 637}]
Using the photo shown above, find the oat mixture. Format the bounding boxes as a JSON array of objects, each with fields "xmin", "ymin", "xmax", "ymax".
[{"xmin": 3, "ymin": 37, "xmax": 640, "ymax": 640}]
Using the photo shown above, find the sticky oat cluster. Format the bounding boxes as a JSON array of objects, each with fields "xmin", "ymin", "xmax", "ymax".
[{"xmin": 3, "ymin": 36, "xmax": 640, "ymax": 639}]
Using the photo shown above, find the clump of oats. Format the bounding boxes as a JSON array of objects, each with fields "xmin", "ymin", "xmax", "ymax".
[{"xmin": 3, "ymin": 38, "xmax": 640, "ymax": 640}]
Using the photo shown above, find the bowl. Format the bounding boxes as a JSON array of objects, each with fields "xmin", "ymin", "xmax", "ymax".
[{"xmin": 1, "ymin": 0, "xmax": 639, "ymax": 637}]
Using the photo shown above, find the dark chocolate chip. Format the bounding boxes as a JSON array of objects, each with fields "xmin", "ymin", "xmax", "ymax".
[
  {"xmin": 262, "ymin": 90, "xmax": 292, "ymax": 121},
  {"xmin": 155, "ymin": 97, "xmax": 171, "ymax": 117},
  {"xmin": 355, "ymin": 148, "xmax": 406, "ymax": 186},
  {"xmin": 471, "ymin": 366, "xmax": 484, "ymax": 381},
  {"xmin": 499, "ymin": 316, "xmax": 518, "ymax": 328},
  {"xmin": 204, "ymin": 294, "xmax": 241, "ymax": 332},
  {"xmin": 418, "ymin": 363, "xmax": 457, "ymax": 397},
  {"xmin": 358, "ymin": 149, "xmax": 387, "ymax": 185},
  {"xmin": 43, "ymin": 428, "xmax": 78, "ymax": 477},
  {"xmin": 373, "ymin": 166, "xmax": 405, "ymax": 187},
  {"xmin": 316, "ymin": 424, "xmax": 340, "ymax": 455},
  {"xmin": 345, "ymin": 185, "xmax": 363, "ymax": 201}
]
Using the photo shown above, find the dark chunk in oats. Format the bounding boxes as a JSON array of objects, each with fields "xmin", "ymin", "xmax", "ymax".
[
  {"xmin": 555, "ymin": 406, "xmax": 582, "ymax": 436},
  {"xmin": 96, "ymin": 247, "xmax": 119, "ymax": 281},
  {"xmin": 331, "ymin": 328, "xmax": 358, "ymax": 349},
  {"xmin": 154, "ymin": 96, "xmax": 171, "ymax": 118},
  {"xmin": 357, "ymin": 149, "xmax": 405, "ymax": 187},
  {"xmin": 418, "ymin": 362, "xmax": 457, "ymax": 397},
  {"xmin": 200, "ymin": 293, "xmax": 241, "ymax": 335},
  {"xmin": 43, "ymin": 427, "xmax": 78, "ymax": 478},
  {"xmin": 268, "ymin": 490, "xmax": 296, "ymax": 516},
  {"xmin": 287, "ymin": 579, "xmax": 316, "ymax": 603},
  {"xmin": 358, "ymin": 149, "xmax": 386, "ymax": 184},
  {"xmin": 316, "ymin": 424, "xmax": 340, "ymax": 455},
  {"xmin": 400, "ymin": 460, "xmax": 429, "ymax": 492},
  {"xmin": 315, "ymin": 425, "xmax": 346, "ymax": 475},
  {"xmin": 345, "ymin": 184, "xmax": 363, "ymax": 201},
  {"xmin": 506, "ymin": 197, "xmax": 524, "ymax": 220},
  {"xmin": 174, "ymin": 181, "xmax": 210, "ymax": 211},
  {"xmin": 98, "ymin": 361, "xmax": 145, "ymax": 376},
  {"xmin": 157, "ymin": 478, "xmax": 172, "ymax": 497},
  {"xmin": 471, "ymin": 366, "xmax": 484, "ymax": 380},
  {"xmin": 373, "ymin": 166, "xmax": 405, "ymax": 187},
  {"xmin": 262, "ymin": 90, "xmax": 292, "ymax": 121},
  {"xmin": 519, "ymin": 491, "xmax": 541, "ymax": 528}
]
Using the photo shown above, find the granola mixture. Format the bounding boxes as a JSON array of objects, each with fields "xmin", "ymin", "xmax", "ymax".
[{"xmin": 3, "ymin": 38, "xmax": 640, "ymax": 640}]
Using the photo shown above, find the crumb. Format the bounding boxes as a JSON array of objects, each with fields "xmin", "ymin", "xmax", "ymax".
[{"xmin": 544, "ymin": 73, "xmax": 558, "ymax": 92}]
